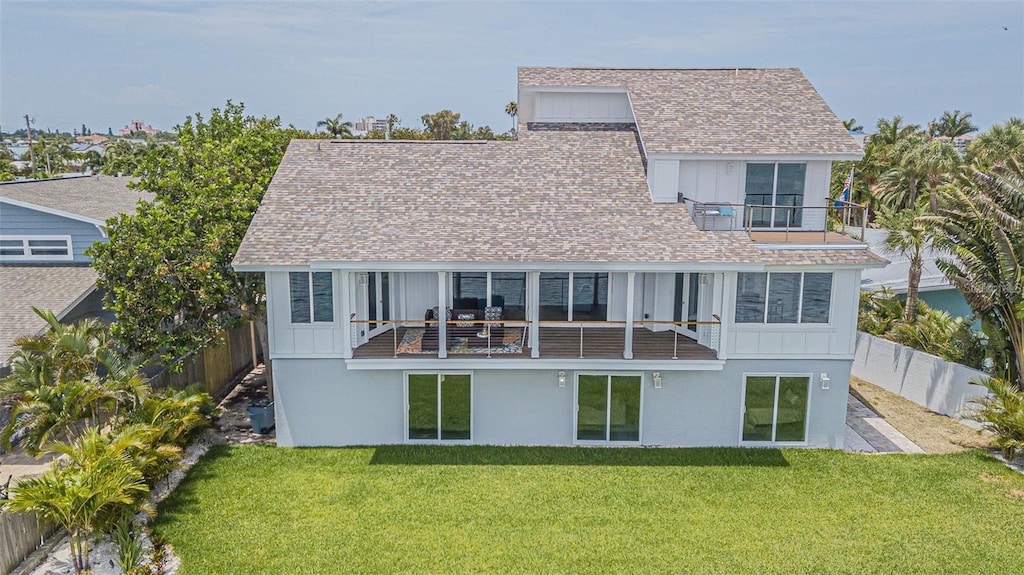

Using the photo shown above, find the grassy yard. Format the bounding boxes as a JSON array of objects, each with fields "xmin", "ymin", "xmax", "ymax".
[{"xmin": 155, "ymin": 446, "xmax": 1024, "ymax": 574}]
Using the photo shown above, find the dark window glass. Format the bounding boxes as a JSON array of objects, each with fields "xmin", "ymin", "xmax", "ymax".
[
  {"xmin": 492, "ymin": 272, "xmax": 526, "ymax": 320},
  {"xmin": 744, "ymin": 163, "xmax": 775, "ymax": 227},
  {"xmin": 408, "ymin": 374, "xmax": 439, "ymax": 440},
  {"xmin": 767, "ymin": 273, "xmax": 801, "ymax": 324},
  {"xmin": 743, "ymin": 376, "xmax": 776, "ymax": 442},
  {"xmin": 609, "ymin": 376, "xmax": 641, "ymax": 441},
  {"xmin": 539, "ymin": 272, "xmax": 569, "ymax": 321},
  {"xmin": 735, "ymin": 273, "xmax": 767, "ymax": 323},
  {"xmin": 440, "ymin": 374, "xmax": 471, "ymax": 440},
  {"xmin": 687, "ymin": 273, "xmax": 700, "ymax": 324},
  {"xmin": 453, "ymin": 272, "xmax": 486, "ymax": 307},
  {"xmin": 576, "ymin": 375, "xmax": 607, "ymax": 441},
  {"xmin": 381, "ymin": 272, "xmax": 391, "ymax": 321},
  {"xmin": 775, "ymin": 377, "xmax": 809, "ymax": 442},
  {"xmin": 367, "ymin": 272, "xmax": 377, "ymax": 324},
  {"xmin": 800, "ymin": 273, "xmax": 832, "ymax": 323},
  {"xmin": 289, "ymin": 272, "xmax": 311, "ymax": 324},
  {"xmin": 572, "ymin": 273, "xmax": 608, "ymax": 321},
  {"xmin": 312, "ymin": 272, "xmax": 333, "ymax": 322},
  {"xmin": 775, "ymin": 164, "xmax": 806, "ymax": 227}
]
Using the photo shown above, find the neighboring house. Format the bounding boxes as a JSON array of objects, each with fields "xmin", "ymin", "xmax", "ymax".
[
  {"xmin": 233, "ymin": 67, "xmax": 885, "ymax": 448},
  {"xmin": 0, "ymin": 175, "xmax": 150, "ymax": 374},
  {"xmin": 859, "ymin": 227, "xmax": 974, "ymax": 321}
]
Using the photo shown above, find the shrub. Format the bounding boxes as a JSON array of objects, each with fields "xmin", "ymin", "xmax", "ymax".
[{"xmin": 968, "ymin": 377, "xmax": 1024, "ymax": 460}]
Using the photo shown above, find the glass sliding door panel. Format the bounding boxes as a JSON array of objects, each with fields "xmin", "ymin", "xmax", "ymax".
[
  {"xmin": 576, "ymin": 375, "xmax": 608, "ymax": 441},
  {"xmin": 609, "ymin": 376, "xmax": 641, "ymax": 441},
  {"xmin": 775, "ymin": 164, "xmax": 806, "ymax": 227},
  {"xmin": 539, "ymin": 272, "xmax": 570, "ymax": 321},
  {"xmin": 381, "ymin": 272, "xmax": 391, "ymax": 321},
  {"xmin": 452, "ymin": 272, "xmax": 486, "ymax": 309},
  {"xmin": 767, "ymin": 273, "xmax": 801, "ymax": 324},
  {"xmin": 673, "ymin": 273, "xmax": 685, "ymax": 324},
  {"xmin": 492, "ymin": 272, "xmax": 526, "ymax": 320},
  {"xmin": 775, "ymin": 377, "xmax": 809, "ymax": 442},
  {"xmin": 743, "ymin": 376, "xmax": 776, "ymax": 442},
  {"xmin": 572, "ymin": 273, "xmax": 608, "ymax": 320},
  {"xmin": 367, "ymin": 272, "xmax": 377, "ymax": 324},
  {"xmin": 440, "ymin": 374, "xmax": 472, "ymax": 440},
  {"xmin": 744, "ymin": 163, "xmax": 775, "ymax": 227},
  {"xmin": 408, "ymin": 374, "xmax": 439, "ymax": 440}
]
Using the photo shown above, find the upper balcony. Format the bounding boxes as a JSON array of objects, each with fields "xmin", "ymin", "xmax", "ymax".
[{"xmin": 681, "ymin": 198, "xmax": 868, "ymax": 245}]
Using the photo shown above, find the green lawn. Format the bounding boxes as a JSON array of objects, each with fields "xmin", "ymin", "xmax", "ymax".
[{"xmin": 154, "ymin": 446, "xmax": 1024, "ymax": 574}]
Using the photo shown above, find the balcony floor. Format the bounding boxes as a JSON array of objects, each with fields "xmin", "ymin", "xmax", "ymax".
[
  {"xmin": 351, "ymin": 326, "xmax": 717, "ymax": 361},
  {"xmin": 747, "ymin": 230, "xmax": 863, "ymax": 245}
]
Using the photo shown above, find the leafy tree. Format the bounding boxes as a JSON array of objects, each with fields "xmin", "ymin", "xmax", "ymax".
[
  {"xmin": 873, "ymin": 139, "xmax": 929, "ymax": 210},
  {"xmin": 934, "ymin": 109, "xmax": 978, "ymax": 139},
  {"xmin": 390, "ymin": 126, "xmax": 428, "ymax": 140},
  {"xmin": 386, "ymin": 113, "xmax": 399, "ymax": 140},
  {"xmin": 421, "ymin": 109, "xmax": 461, "ymax": 140},
  {"xmin": 89, "ymin": 102, "xmax": 294, "ymax": 392},
  {"xmin": 100, "ymin": 139, "xmax": 150, "ymax": 176},
  {"xmin": 935, "ymin": 163, "xmax": 1024, "ymax": 387},
  {"xmin": 842, "ymin": 118, "xmax": 862, "ymax": 132},
  {"xmin": 316, "ymin": 113, "xmax": 353, "ymax": 138},
  {"xmin": 908, "ymin": 138, "xmax": 962, "ymax": 212},
  {"xmin": 875, "ymin": 204, "xmax": 934, "ymax": 323},
  {"xmin": 870, "ymin": 115, "xmax": 923, "ymax": 149},
  {"xmin": 967, "ymin": 118, "xmax": 1024, "ymax": 169}
]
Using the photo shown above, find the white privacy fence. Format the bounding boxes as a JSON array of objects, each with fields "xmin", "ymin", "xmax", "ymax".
[{"xmin": 852, "ymin": 332, "xmax": 990, "ymax": 423}]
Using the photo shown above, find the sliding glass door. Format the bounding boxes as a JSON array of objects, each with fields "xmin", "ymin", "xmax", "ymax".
[
  {"xmin": 576, "ymin": 374, "xmax": 641, "ymax": 443},
  {"xmin": 407, "ymin": 373, "xmax": 472, "ymax": 442},
  {"xmin": 539, "ymin": 272, "xmax": 609, "ymax": 321}
]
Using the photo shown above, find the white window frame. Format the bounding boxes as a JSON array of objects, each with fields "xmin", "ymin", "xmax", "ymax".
[
  {"xmin": 739, "ymin": 373, "xmax": 812, "ymax": 446},
  {"xmin": 573, "ymin": 371, "xmax": 644, "ymax": 445},
  {"xmin": 734, "ymin": 272, "xmax": 834, "ymax": 325},
  {"xmin": 743, "ymin": 162, "xmax": 807, "ymax": 227},
  {"xmin": 288, "ymin": 270, "xmax": 336, "ymax": 326},
  {"xmin": 0, "ymin": 235, "xmax": 73, "ymax": 261},
  {"xmin": 404, "ymin": 371, "xmax": 474, "ymax": 444}
]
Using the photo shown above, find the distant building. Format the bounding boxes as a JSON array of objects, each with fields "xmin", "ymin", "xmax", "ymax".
[
  {"xmin": 933, "ymin": 134, "xmax": 975, "ymax": 152},
  {"xmin": 848, "ymin": 129, "xmax": 867, "ymax": 149},
  {"xmin": 75, "ymin": 134, "xmax": 108, "ymax": 144},
  {"xmin": 118, "ymin": 120, "xmax": 161, "ymax": 137},
  {"xmin": 354, "ymin": 116, "xmax": 388, "ymax": 133}
]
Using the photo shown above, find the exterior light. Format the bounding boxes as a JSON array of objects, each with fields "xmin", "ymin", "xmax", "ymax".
[
  {"xmin": 653, "ymin": 372, "xmax": 662, "ymax": 388},
  {"xmin": 820, "ymin": 373, "xmax": 830, "ymax": 390},
  {"xmin": 557, "ymin": 371, "xmax": 566, "ymax": 387}
]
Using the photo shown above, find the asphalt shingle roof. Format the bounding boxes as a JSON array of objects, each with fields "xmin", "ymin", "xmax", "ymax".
[
  {"xmin": 0, "ymin": 266, "xmax": 98, "ymax": 363},
  {"xmin": 518, "ymin": 67, "xmax": 862, "ymax": 156},
  {"xmin": 234, "ymin": 131, "xmax": 765, "ymax": 267},
  {"xmin": 0, "ymin": 176, "xmax": 150, "ymax": 223}
]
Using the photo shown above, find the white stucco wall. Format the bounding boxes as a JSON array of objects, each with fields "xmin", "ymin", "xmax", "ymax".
[{"xmin": 272, "ymin": 358, "xmax": 850, "ymax": 449}]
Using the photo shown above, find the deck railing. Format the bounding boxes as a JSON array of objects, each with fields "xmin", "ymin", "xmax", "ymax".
[
  {"xmin": 351, "ymin": 318, "xmax": 721, "ymax": 360},
  {"xmin": 682, "ymin": 198, "xmax": 868, "ymax": 241}
]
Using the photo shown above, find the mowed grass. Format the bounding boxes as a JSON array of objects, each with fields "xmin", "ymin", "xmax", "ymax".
[{"xmin": 155, "ymin": 446, "xmax": 1024, "ymax": 574}]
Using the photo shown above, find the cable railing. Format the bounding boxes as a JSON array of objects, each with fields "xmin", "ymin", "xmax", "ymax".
[
  {"xmin": 351, "ymin": 317, "xmax": 721, "ymax": 360},
  {"xmin": 682, "ymin": 198, "xmax": 868, "ymax": 241}
]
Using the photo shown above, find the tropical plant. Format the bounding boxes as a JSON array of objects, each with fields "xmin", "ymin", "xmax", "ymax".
[
  {"xmin": 842, "ymin": 118, "xmax": 862, "ymax": 132},
  {"xmin": 968, "ymin": 377, "xmax": 1024, "ymax": 460},
  {"xmin": 967, "ymin": 118, "xmax": 1024, "ymax": 169},
  {"xmin": 873, "ymin": 139, "xmax": 929, "ymax": 210},
  {"xmin": 505, "ymin": 101, "xmax": 518, "ymax": 138},
  {"xmin": 113, "ymin": 514, "xmax": 146, "ymax": 574},
  {"xmin": 933, "ymin": 110, "xmax": 978, "ymax": 139},
  {"xmin": 908, "ymin": 138, "xmax": 962, "ymax": 212},
  {"xmin": 935, "ymin": 162, "xmax": 1024, "ymax": 387},
  {"xmin": 386, "ymin": 113, "xmax": 399, "ymax": 140},
  {"xmin": 858, "ymin": 288, "xmax": 908, "ymax": 336},
  {"xmin": 870, "ymin": 115, "xmax": 923, "ymax": 149},
  {"xmin": 874, "ymin": 203, "xmax": 934, "ymax": 322},
  {"xmin": 4, "ymin": 427, "xmax": 150, "ymax": 574},
  {"xmin": 316, "ymin": 113, "xmax": 353, "ymax": 138},
  {"xmin": 421, "ymin": 109, "xmax": 461, "ymax": 140}
]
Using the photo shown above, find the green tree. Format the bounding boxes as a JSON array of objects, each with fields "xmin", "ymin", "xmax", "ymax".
[
  {"xmin": 842, "ymin": 118, "xmax": 862, "ymax": 132},
  {"xmin": 870, "ymin": 115, "xmax": 922, "ymax": 149},
  {"xmin": 873, "ymin": 139, "xmax": 929, "ymax": 210},
  {"xmin": 505, "ymin": 101, "xmax": 519, "ymax": 138},
  {"xmin": 421, "ymin": 109, "xmax": 461, "ymax": 140},
  {"xmin": 967, "ymin": 118, "xmax": 1024, "ymax": 169},
  {"xmin": 89, "ymin": 102, "xmax": 294, "ymax": 392},
  {"xmin": 875, "ymin": 203, "xmax": 933, "ymax": 323},
  {"xmin": 316, "ymin": 113, "xmax": 353, "ymax": 138},
  {"xmin": 935, "ymin": 163, "xmax": 1024, "ymax": 387},
  {"xmin": 386, "ymin": 113, "xmax": 399, "ymax": 140},
  {"xmin": 909, "ymin": 138, "xmax": 962, "ymax": 212},
  {"xmin": 934, "ymin": 109, "xmax": 978, "ymax": 139}
]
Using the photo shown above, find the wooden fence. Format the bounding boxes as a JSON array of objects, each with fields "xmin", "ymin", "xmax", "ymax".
[
  {"xmin": 0, "ymin": 511, "xmax": 57, "ymax": 575},
  {"xmin": 148, "ymin": 323, "xmax": 260, "ymax": 398}
]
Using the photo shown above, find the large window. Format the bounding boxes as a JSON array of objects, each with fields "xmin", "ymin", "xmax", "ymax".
[
  {"xmin": 452, "ymin": 272, "xmax": 526, "ymax": 320},
  {"xmin": 407, "ymin": 373, "xmax": 471, "ymax": 441},
  {"xmin": 289, "ymin": 271, "xmax": 334, "ymax": 324},
  {"xmin": 744, "ymin": 163, "xmax": 807, "ymax": 227},
  {"xmin": 576, "ymin": 374, "xmax": 641, "ymax": 442},
  {"xmin": 539, "ymin": 272, "xmax": 608, "ymax": 321},
  {"xmin": 734, "ymin": 272, "xmax": 832, "ymax": 324},
  {"xmin": 742, "ymin": 375, "xmax": 810, "ymax": 443},
  {"xmin": 0, "ymin": 236, "xmax": 73, "ymax": 261}
]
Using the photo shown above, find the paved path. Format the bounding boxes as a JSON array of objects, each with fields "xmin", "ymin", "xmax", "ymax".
[{"xmin": 845, "ymin": 393, "xmax": 925, "ymax": 453}]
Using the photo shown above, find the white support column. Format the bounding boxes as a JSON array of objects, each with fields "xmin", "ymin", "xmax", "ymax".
[
  {"xmin": 437, "ymin": 271, "xmax": 448, "ymax": 359},
  {"xmin": 718, "ymin": 272, "xmax": 732, "ymax": 360},
  {"xmin": 339, "ymin": 271, "xmax": 353, "ymax": 359},
  {"xmin": 624, "ymin": 271, "xmax": 636, "ymax": 360},
  {"xmin": 529, "ymin": 272, "xmax": 541, "ymax": 358}
]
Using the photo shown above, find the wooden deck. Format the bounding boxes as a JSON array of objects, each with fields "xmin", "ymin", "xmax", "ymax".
[
  {"xmin": 747, "ymin": 230, "xmax": 863, "ymax": 245},
  {"xmin": 352, "ymin": 326, "xmax": 717, "ymax": 361}
]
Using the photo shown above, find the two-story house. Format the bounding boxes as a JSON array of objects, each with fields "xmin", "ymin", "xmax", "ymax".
[
  {"xmin": 233, "ymin": 67, "xmax": 885, "ymax": 448},
  {"xmin": 0, "ymin": 176, "xmax": 149, "ymax": 374}
]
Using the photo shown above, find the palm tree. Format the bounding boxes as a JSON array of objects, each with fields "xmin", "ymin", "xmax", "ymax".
[
  {"xmin": 934, "ymin": 162, "xmax": 1024, "ymax": 388},
  {"xmin": 967, "ymin": 118, "xmax": 1024, "ymax": 169},
  {"xmin": 908, "ymin": 138, "xmax": 962, "ymax": 212},
  {"xmin": 873, "ymin": 139, "xmax": 929, "ymax": 210},
  {"xmin": 505, "ymin": 101, "xmax": 518, "ymax": 138},
  {"xmin": 934, "ymin": 110, "xmax": 978, "ymax": 139},
  {"xmin": 385, "ymin": 114, "xmax": 399, "ymax": 140},
  {"xmin": 871, "ymin": 115, "xmax": 922, "ymax": 148},
  {"xmin": 842, "ymin": 118, "xmax": 862, "ymax": 132},
  {"xmin": 875, "ymin": 203, "xmax": 933, "ymax": 323},
  {"xmin": 316, "ymin": 114, "xmax": 353, "ymax": 138}
]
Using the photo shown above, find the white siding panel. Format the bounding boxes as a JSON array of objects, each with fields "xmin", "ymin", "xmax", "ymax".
[
  {"xmin": 533, "ymin": 92, "xmax": 632, "ymax": 122},
  {"xmin": 650, "ymin": 159, "xmax": 679, "ymax": 203}
]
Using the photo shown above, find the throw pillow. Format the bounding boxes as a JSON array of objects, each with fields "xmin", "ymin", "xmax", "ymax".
[
  {"xmin": 456, "ymin": 313, "xmax": 475, "ymax": 328},
  {"xmin": 484, "ymin": 306, "xmax": 503, "ymax": 321}
]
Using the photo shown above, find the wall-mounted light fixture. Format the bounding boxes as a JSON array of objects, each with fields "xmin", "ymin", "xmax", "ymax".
[
  {"xmin": 558, "ymin": 371, "xmax": 566, "ymax": 387},
  {"xmin": 357, "ymin": 272, "xmax": 369, "ymax": 287},
  {"xmin": 727, "ymin": 161, "xmax": 735, "ymax": 175},
  {"xmin": 653, "ymin": 372, "xmax": 662, "ymax": 388},
  {"xmin": 820, "ymin": 373, "xmax": 830, "ymax": 390}
]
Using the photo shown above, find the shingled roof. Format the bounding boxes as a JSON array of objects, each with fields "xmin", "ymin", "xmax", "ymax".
[
  {"xmin": 518, "ymin": 67, "xmax": 862, "ymax": 157},
  {"xmin": 0, "ymin": 175, "xmax": 150, "ymax": 223},
  {"xmin": 234, "ymin": 131, "xmax": 765, "ymax": 268},
  {"xmin": 0, "ymin": 266, "xmax": 98, "ymax": 363}
]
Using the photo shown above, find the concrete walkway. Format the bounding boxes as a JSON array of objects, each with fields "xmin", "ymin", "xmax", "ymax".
[{"xmin": 845, "ymin": 393, "xmax": 925, "ymax": 453}]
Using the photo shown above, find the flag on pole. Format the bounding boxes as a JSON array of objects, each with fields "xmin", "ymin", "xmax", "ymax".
[{"xmin": 834, "ymin": 167, "xmax": 854, "ymax": 207}]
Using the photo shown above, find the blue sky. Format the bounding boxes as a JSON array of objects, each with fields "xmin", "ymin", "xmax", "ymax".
[{"xmin": 1, "ymin": 1, "xmax": 1021, "ymax": 136}]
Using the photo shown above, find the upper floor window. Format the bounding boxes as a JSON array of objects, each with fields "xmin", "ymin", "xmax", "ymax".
[
  {"xmin": 289, "ymin": 271, "xmax": 334, "ymax": 324},
  {"xmin": 744, "ymin": 163, "xmax": 806, "ymax": 228},
  {"xmin": 0, "ymin": 236, "xmax": 73, "ymax": 261},
  {"xmin": 735, "ymin": 272, "xmax": 832, "ymax": 324}
]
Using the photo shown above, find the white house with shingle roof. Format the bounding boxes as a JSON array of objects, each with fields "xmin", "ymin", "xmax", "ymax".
[
  {"xmin": 0, "ymin": 175, "xmax": 150, "ymax": 372},
  {"xmin": 233, "ymin": 67, "xmax": 886, "ymax": 448}
]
